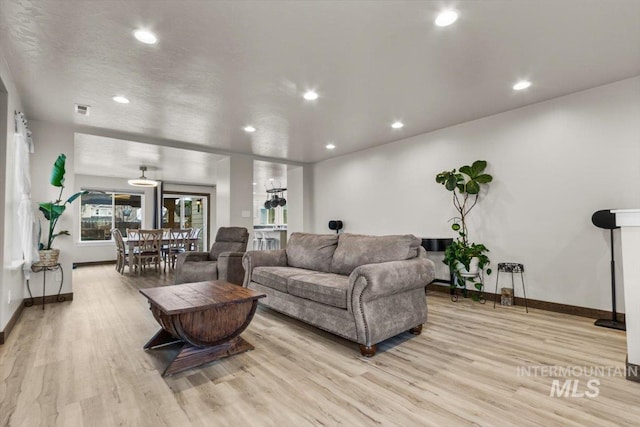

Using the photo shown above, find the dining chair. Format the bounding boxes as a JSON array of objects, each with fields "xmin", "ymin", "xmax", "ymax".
[
  {"xmin": 164, "ymin": 228, "xmax": 192, "ymax": 272},
  {"xmin": 132, "ymin": 229, "xmax": 163, "ymax": 275},
  {"xmin": 111, "ymin": 228, "xmax": 130, "ymax": 274},
  {"xmin": 189, "ymin": 228, "xmax": 202, "ymax": 251}
]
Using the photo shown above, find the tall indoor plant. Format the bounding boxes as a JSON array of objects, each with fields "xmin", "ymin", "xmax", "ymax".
[
  {"xmin": 435, "ymin": 160, "xmax": 493, "ymax": 300},
  {"xmin": 36, "ymin": 154, "xmax": 87, "ymax": 266}
]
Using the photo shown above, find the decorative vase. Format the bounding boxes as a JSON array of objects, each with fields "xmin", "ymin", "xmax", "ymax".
[
  {"xmin": 36, "ymin": 249, "xmax": 60, "ymax": 267},
  {"xmin": 456, "ymin": 257, "xmax": 480, "ymax": 278}
]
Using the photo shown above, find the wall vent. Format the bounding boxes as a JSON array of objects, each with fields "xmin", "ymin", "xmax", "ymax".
[{"xmin": 74, "ymin": 104, "xmax": 90, "ymax": 116}]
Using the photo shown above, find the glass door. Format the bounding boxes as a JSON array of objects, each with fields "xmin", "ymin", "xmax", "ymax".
[{"xmin": 162, "ymin": 195, "xmax": 207, "ymax": 251}]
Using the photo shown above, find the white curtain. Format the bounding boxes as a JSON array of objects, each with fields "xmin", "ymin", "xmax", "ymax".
[{"xmin": 14, "ymin": 111, "xmax": 39, "ymax": 279}]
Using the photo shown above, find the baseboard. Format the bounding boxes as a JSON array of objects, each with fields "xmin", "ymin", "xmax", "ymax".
[
  {"xmin": 0, "ymin": 300, "xmax": 25, "ymax": 345},
  {"xmin": 426, "ymin": 283, "xmax": 626, "ymax": 322},
  {"xmin": 73, "ymin": 260, "xmax": 116, "ymax": 267},
  {"xmin": 24, "ymin": 292, "xmax": 74, "ymax": 306}
]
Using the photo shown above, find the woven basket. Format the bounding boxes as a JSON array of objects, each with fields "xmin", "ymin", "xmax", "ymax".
[{"xmin": 36, "ymin": 249, "xmax": 60, "ymax": 267}]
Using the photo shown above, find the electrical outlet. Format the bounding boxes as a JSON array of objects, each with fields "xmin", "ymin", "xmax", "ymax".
[{"xmin": 8, "ymin": 290, "xmax": 11, "ymax": 304}]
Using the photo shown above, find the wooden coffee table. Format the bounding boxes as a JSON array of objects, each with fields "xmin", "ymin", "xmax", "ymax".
[{"xmin": 140, "ymin": 280, "xmax": 265, "ymax": 376}]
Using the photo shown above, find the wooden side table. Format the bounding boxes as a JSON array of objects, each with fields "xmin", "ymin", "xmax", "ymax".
[
  {"xmin": 28, "ymin": 263, "xmax": 65, "ymax": 310},
  {"xmin": 140, "ymin": 280, "xmax": 266, "ymax": 376}
]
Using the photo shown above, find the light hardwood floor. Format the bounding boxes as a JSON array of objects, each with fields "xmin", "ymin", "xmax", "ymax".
[{"xmin": 1, "ymin": 265, "xmax": 639, "ymax": 426}]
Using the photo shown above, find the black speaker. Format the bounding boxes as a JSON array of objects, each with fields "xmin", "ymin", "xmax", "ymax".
[
  {"xmin": 592, "ymin": 209, "xmax": 618, "ymax": 230},
  {"xmin": 591, "ymin": 209, "xmax": 625, "ymax": 331},
  {"xmin": 328, "ymin": 220, "xmax": 343, "ymax": 233}
]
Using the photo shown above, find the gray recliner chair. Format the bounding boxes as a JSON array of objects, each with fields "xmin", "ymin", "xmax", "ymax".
[{"xmin": 174, "ymin": 227, "xmax": 249, "ymax": 285}]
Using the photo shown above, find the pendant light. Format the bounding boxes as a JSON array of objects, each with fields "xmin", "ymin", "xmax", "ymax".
[{"xmin": 128, "ymin": 166, "xmax": 158, "ymax": 187}]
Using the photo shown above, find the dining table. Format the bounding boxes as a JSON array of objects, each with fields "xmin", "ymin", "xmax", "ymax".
[{"xmin": 123, "ymin": 230, "xmax": 199, "ymax": 275}]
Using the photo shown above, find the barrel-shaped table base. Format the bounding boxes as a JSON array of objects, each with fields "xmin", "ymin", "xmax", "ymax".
[
  {"xmin": 144, "ymin": 329, "xmax": 254, "ymax": 376},
  {"xmin": 140, "ymin": 280, "xmax": 265, "ymax": 377}
]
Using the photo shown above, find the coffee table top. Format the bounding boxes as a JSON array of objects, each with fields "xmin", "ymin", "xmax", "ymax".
[{"xmin": 140, "ymin": 280, "xmax": 265, "ymax": 315}]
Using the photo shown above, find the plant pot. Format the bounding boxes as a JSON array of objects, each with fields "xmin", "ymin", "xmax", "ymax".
[
  {"xmin": 35, "ymin": 249, "xmax": 60, "ymax": 267},
  {"xmin": 456, "ymin": 257, "xmax": 480, "ymax": 277}
]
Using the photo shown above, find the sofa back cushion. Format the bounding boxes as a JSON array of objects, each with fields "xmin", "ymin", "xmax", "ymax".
[
  {"xmin": 286, "ymin": 233, "xmax": 338, "ymax": 273},
  {"xmin": 330, "ymin": 233, "xmax": 421, "ymax": 275}
]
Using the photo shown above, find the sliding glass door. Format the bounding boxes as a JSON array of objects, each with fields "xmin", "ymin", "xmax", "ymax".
[{"xmin": 162, "ymin": 194, "xmax": 207, "ymax": 251}]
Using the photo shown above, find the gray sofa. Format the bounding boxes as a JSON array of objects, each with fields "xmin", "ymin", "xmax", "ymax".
[
  {"xmin": 175, "ymin": 227, "xmax": 249, "ymax": 285},
  {"xmin": 242, "ymin": 232, "xmax": 435, "ymax": 356}
]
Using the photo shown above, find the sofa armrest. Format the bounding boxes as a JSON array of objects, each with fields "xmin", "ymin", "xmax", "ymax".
[
  {"xmin": 242, "ymin": 250, "xmax": 287, "ymax": 287},
  {"xmin": 349, "ymin": 257, "xmax": 435, "ymax": 304},
  {"xmin": 217, "ymin": 252, "xmax": 246, "ymax": 285}
]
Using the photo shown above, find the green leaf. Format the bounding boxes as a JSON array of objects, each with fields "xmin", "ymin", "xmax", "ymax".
[
  {"xmin": 459, "ymin": 165, "xmax": 472, "ymax": 176},
  {"xmin": 451, "ymin": 223, "xmax": 460, "ymax": 231},
  {"xmin": 66, "ymin": 191, "xmax": 89, "ymax": 205},
  {"xmin": 470, "ymin": 160, "xmax": 487, "ymax": 176},
  {"xmin": 466, "ymin": 180, "xmax": 480, "ymax": 194},
  {"xmin": 38, "ymin": 203, "xmax": 65, "ymax": 220},
  {"xmin": 474, "ymin": 174, "xmax": 493, "ymax": 184},
  {"xmin": 474, "ymin": 283, "xmax": 483, "ymax": 290},
  {"xmin": 445, "ymin": 175, "xmax": 458, "ymax": 191},
  {"xmin": 50, "ymin": 154, "xmax": 67, "ymax": 187}
]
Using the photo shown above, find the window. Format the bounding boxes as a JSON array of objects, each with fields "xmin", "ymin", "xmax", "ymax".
[{"xmin": 80, "ymin": 191, "xmax": 143, "ymax": 241}]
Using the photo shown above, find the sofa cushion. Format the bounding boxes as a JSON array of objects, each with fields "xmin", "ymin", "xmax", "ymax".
[
  {"xmin": 330, "ymin": 233, "xmax": 421, "ymax": 276},
  {"xmin": 285, "ymin": 233, "xmax": 338, "ymax": 273},
  {"xmin": 252, "ymin": 266, "xmax": 317, "ymax": 293},
  {"xmin": 287, "ymin": 273, "xmax": 349, "ymax": 309}
]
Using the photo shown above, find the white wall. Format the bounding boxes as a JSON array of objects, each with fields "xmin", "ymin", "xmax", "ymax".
[
  {"xmin": 310, "ymin": 77, "xmax": 640, "ymax": 311},
  {"xmin": 286, "ymin": 166, "xmax": 305, "ymax": 233},
  {"xmin": 0, "ymin": 49, "xmax": 25, "ymax": 331},
  {"xmin": 28, "ymin": 120, "xmax": 76, "ymax": 297},
  {"xmin": 217, "ymin": 154, "xmax": 254, "ymax": 242}
]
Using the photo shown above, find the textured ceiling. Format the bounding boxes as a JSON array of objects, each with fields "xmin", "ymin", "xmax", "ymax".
[
  {"xmin": 74, "ymin": 134, "xmax": 225, "ymax": 185},
  {"xmin": 2, "ymin": 0, "xmax": 640, "ymax": 164}
]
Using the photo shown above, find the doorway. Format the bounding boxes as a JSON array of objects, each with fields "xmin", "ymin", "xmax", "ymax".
[{"xmin": 162, "ymin": 193, "xmax": 208, "ymax": 251}]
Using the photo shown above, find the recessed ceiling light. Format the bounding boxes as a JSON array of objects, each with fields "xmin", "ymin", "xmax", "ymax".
[
  {"xmin": 112, "ymin": 95, "xmax": 130, "ymax": 104},
  {"xmin": 391, "ymin": 121, "xmax": 404, "ymax": 129},
  {"xmin": 435, "ymin": 10, "xmax": 458, "ymax": 27},
  {"xmin": 326, "ymin": 143, "xmax": 336, "ymax": 150},
  {"xmin": 513, "ymin": 80, "xmax": 532, "ymax": 91},
  {"xmin": 134, "ymin": 29, "xmax": 157, "ymax": 44},
  {"xmin": 303, "ymin": 90, "xmax": 319, "ymax": 101},
  {"xmin": 244, "ymin": 125, "xmax": 256, "ymax": 133},
  {"xmin": 252, "ymin": 182, "xmax": 256, "ymax": 185}
]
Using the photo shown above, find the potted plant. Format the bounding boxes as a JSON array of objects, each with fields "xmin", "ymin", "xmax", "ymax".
[
  {"xmin": 435, "ymin": 160, "xmax": 493, "ymax": 301},
  {"xmin": 35, "ymin": 154, "xmax": 87, "ymax": 266}
]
